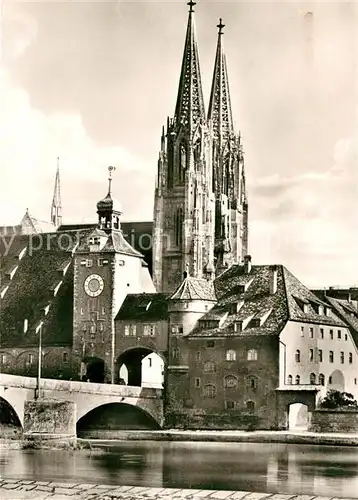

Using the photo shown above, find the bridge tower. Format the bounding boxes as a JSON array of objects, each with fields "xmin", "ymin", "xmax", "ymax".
[{"xmin": 72, "ymin": 167, "xmax": 155, "ymax": 384}]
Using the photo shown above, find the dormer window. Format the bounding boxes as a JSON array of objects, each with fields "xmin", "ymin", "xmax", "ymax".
[
  {"xmin": 229, "ymin": 301, "xmax": 244, "ymax": 315},
  {"xmin": 233, "ymin": 321, "xmax": 243, "ymax": 333},
  {"xmin": 88, "ymin": 236, "xmax": 100, "ymax": 246}
]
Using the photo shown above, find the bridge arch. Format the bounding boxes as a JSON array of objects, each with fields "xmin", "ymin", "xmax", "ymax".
[
  {"xmin": 328, "ymin": 369, "xmax": 345, "ymax": 392},
  {"xmin": 77, "ymin": 402, "xmax": 161, "ymax": 436},
  {"xmin": 0, "ymin": 395, "xmax": 23, "ymax": 429},
  {"xmin": 116, "ymin": 347, "xmax": 165, "ymax": 388}
]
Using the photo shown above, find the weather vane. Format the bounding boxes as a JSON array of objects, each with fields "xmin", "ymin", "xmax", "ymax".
[
  {"xmin": 217, "ymin": 18, "xmax": 225, "ymax": 35},
  {"xmin": 108, "ymin": 166, "xmax": 116, "ymax": 194},
  {"xmin": 187, "ymin": 1, "xmax": 196, "ymax": 13}
]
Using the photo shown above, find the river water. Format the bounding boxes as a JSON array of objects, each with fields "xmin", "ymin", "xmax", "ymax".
[{"xmin": 1, "ymin": 441, "xmax": 358, "ymax": 498}]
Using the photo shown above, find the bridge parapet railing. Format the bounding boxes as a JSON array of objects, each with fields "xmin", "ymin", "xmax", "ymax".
[{"xmin": 0, "ymin": 374, "xmax": 163, "ymax": 398}]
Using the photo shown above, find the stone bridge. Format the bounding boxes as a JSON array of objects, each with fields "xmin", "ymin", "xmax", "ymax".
[{"xmin": 0, "ymin": 374, "xmax": 164, "ymax": 429}]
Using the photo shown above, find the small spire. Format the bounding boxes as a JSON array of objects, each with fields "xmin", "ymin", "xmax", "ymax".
[
  {"xmin": 108, "ymin": 165, "xmax": 116, "ymax": 195},
  {"xmin": 51, "ymin": 157, "xmax": 62, "ymax": 228},
  {"xmin": 208, "ymin": 18, "xmax": 233, "ymax": 141},
  {"xmin": 217, "ymin": 18, "xmax": 225, "ymax": 35},
  {"xmin": 174, "ymin": 0, "xmax": 205, "ymax": 132}
]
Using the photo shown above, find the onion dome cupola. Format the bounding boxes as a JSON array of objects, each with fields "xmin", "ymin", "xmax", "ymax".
[{"xmin": 97, "ymin": 166, "xmax": 122, "ymax": 232}]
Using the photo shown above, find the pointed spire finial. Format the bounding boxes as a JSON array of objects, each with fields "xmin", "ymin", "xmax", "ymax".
[
  {"xmin": 51, "ymin": 157, "xmax": 62, "ymax": 228},
  {"xmin": 187, "ymin": 0, "xmax": 196, "ymax": 13},
  {"xmin": 108, "ymin": 165, "xmax": 116, "ymax": 195},
  {"xmin": 217, "ymin": 18, "xmax": 225, "ymax": 35}
]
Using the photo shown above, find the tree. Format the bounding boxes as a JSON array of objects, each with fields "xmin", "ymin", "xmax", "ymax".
[{"xmin": 319, "ymin": 390, "xmax": 358, "ymax": 409}]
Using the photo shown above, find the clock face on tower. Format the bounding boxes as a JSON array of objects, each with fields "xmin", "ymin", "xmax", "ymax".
[{"xmin": 84, "ymin": 274, "xmax": 105, "ymax": 297}]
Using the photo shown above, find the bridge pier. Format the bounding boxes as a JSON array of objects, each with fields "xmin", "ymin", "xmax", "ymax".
[{"xmin": 23, "ymin": 399, "xmax": 77, "ymax": 447}]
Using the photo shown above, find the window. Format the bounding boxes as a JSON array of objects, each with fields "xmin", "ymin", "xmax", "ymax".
[
  {"xmin": 340, "ymin": 351, "xmax": 344, "ymax": 364},
  {"xmin": 329, "ymin": 376, "xmax": 332, "ymax": 384},
  {"xmin": 171, "ymin": 324, "xmax": 184, "ymax": 335},
  {"xmin": 309, "ymin": 349, "xmax": 314, "ymax": 362},
  {"xmin": 80, "ymin": 308, "xmax": 84, "ymax": 315},
  {"xmin": 143, "ymin": 324, "xmax": 156, "ymax": 336},
  {"xmin": 247, "ymin": 349, "xmax": 258, "ymax": 361},
  {"xmin": 195, "ymin": 351, "xmax": 201, "ymax": 362},
  {"xmin": 27, "ymin": 353, "xmax": 34, "ymax": 364},
  {"xmin": 287, "ymin": 375, "xmax": 293, "ymax": 385},
  {"xmin": 172, "ymin": 347, "xmax": 180, "ymax": 360},
  {"xmin": 320, "ymin": 328, "xmax": 324, "ymax": 339},
  {"xmin": 355, "ymin": 378, "xmax": 357, "ymax": 385},
  {"xmin": 224, "ymin": 375, "xmax": 238, "ymax": 389},
  {"xmin": 330, "ymin": 329, "xmax": 334, "ymax": 340},
  {"xmin": 194, "ymin": 377, "xmax": 201, "ymax": 388},
  {"xmin": 204, "ymin": 361, "xmax": 216, "ymax": 373},
  {"xmin": 102, "ymin": 307, "xmax": 106, "ymax": 315},
  {"xmin": 1, "ymin": 354, "xmax": 7, "ymax": 364},
  {"xmin": 337, "ymin": 330, "xmax": 342, "ymax": 339},
  {"xmin": 226, "ymin": 349, "xmax": 236, "ymax": 361},
  {"xmin": 88, "ymin": 236, "xmax": 100, "ymax": 246},
  {"xmin": 225, "ymin": 400, "xmax": 235, "ymax": 410},
  {"xmin": 246, "ymin": 400, "xmax": 255, "ymax": 413},
  {"xmin": 245, "ymin": 375, "xmax": 259, "ymax": 389},
  {"xmin": 319, "ymin": 373, "xmax": 325, "ymax": 386},
  {"xmin": 295, "ymin": 375, "xmax": 300, "ymax": 385},
  {"xmin": 349, "ymin": 352, "xmax": 353, "ymax": 364},
  {"xmin": 318, "ymin": 349, "xmax": 323, "ymax": 362},
  {"xmin": 204, "ymin": 384, "xmax": 216, "ymax": 398},
  {"xmin": 23, "ymin": 319, "xmax": 28, "ymax": 333},
  {"xmin": 124, "ymin": 325, "xmax": 130, "ymax": 336},
  {"xmin": 310, "ymin": 373, "xmax": 316, "ymax": 384},
  {"xmin": 295, "ymin": 350, "xmax": 301, "ymax": 363},
  {"xmin": 300, "ymin": 326, "xmax": 304, "ymax": 337},
  {"xmin": 309, "ymin": 327, "xmax": 314, "ymax": 338},
  {"xmin": 62, "ymin": 352, "xmax": 69, "ymax": 363},
  {"xmin": 148, "ymin": 358, "xmax": 152, "ymax": 367},
  {"xmin": 86, "ymin": 259, "xmax": 93, "ymax": 268},
  {"xmin": 206, "ymin": 340, "xmax": 215, "ymax": 348},
  {"xmin": 90, "ymin": 324, "xmax": 96, "ymax": 334},
  {"xmin": 174, "ymin": 207, "xmax": 184, "ymax": 246},
  {"xmin": 345, "ymin": 334, "xmax": 348, "ymax": 341},
  {"xmin": 329, "ymin": 350, "xmax": 334, "ymax": 363}
]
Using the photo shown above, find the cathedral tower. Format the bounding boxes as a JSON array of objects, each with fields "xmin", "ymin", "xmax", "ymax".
[
  {"xmin": 208, "ymin": 19, "xmax": 248, "ymax": 272},
  {"xmin": 152, "ymin": 1, "xmax": 216, "ymax": 294},
  {"xmin": 152, "ymin": 4, "xmax": 248, "ymax": 294}
]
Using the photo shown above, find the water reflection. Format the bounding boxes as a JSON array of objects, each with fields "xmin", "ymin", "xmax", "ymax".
[{"xmin": 1, "ymin": 442, "xmax": 357, "ymax": 498}]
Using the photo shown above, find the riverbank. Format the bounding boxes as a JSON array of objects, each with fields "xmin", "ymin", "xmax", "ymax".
[
  {"xmin": 79, "ymin": 429, "xmax": 358, "ymax": 447},
  {"xmin": 1, "ymin": 479, "xmax": 357, "ymax": 500}
]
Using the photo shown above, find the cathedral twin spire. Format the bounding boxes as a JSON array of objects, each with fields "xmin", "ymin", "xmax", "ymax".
[{"xmin": 174, "ymin": 1, "xmax": 234, "ymax": 139}]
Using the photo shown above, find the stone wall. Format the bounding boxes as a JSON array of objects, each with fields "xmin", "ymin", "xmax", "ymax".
[
  {"xmin": 23, "ymin": 399, "xmax": 76, "ymax": 436},
  {"xmin": 309, "ymin": 408, "xmax": 358, "ymax": 433}
]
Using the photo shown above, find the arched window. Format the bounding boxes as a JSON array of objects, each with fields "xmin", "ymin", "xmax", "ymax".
[
  {"xmin": 172, "ymin": 347, "xmax": 180, "ymax": 360},
  {"xmin": 245, "ymin": 375, "xmax": 259, "ymax": 389},
  {"xmin": 179, "ymin": 143, "xmax": 186, "ymax": 183},
  {"xmin": 287, "ymin": 374, "xmax": 293, "ymax": 385},
  {"xmin": 204, "ymin": 361, "xmax": 216, "ymax": 373},
  {"xmin": 246, "ymin": 400, "xmax": 255, "ymax": 413},
  {"xmin": 319, "ymin": 373, "xmax": 325, "ymax": 386},
  {"xmin": 174, "ymin": 207, "xmax": 184, "ymax": 247},
  {"xmin": 295, "ymin": 350, "xmax": 301, "ymax": 363},
  {"xmin": 295, "ymin": 375, "xmax": 300, "ymax": 385},
  {"xmin": 224, "ymin": 375, "xmax": 238, "ymax": 389},
  {"xmin": 310, "ymin": 373, "xmax": 316, "ymax": 385},
  {"xmin": 247, "ymin": 349, "xmax": 258, "ymax": 361},
  {"xmin": 204, "ymin": 384, "xmax": 216, "ymax": 398},
  {"xmin": 226, "ymin": 349, "xmax": 236, "ymax": 361}
]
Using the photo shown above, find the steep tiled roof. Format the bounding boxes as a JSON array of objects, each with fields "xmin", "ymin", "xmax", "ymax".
[
  {"xmin": 283, "ymin": 268, "xmax": 346, "ymax": 327},
  {"xmin": 171, "ymin": 277, "xmax": 217, "ymax": 301},
  {"xmin": 188, "ymin": 264, "xmax": 348, "ymax": 339},
  {"xmin": 321, "ymin": 296, "xmax": 358, "ymax": 348},
  {"xmin": 188, "ymin": 265, "xmax": 287, "ymax": 338},
  {"xmin": 115, "ymin": 293, "xmax": 170, "ymax": 321},
  {"xmin": 0, "ymin": 230, "xmax": 92, "ymax": 348}
]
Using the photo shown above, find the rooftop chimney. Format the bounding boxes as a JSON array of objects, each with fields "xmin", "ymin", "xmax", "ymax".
[
  {"xmin": 243, "ymin": 255, "xmax": 252, "ymax": 274},
  {"xmin": 270, "ymin": 265, "xmax": 278, "ymax": 294}
]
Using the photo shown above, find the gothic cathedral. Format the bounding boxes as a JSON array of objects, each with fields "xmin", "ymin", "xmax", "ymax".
[{"xmin": 152, "ymin": 2, "xmax": 248, "ymax": 294}]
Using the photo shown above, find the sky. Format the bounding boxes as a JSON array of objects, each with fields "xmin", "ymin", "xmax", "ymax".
[{"xmin": 0, "ymin": 0, "xmax": 357, "ymax": 288}]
